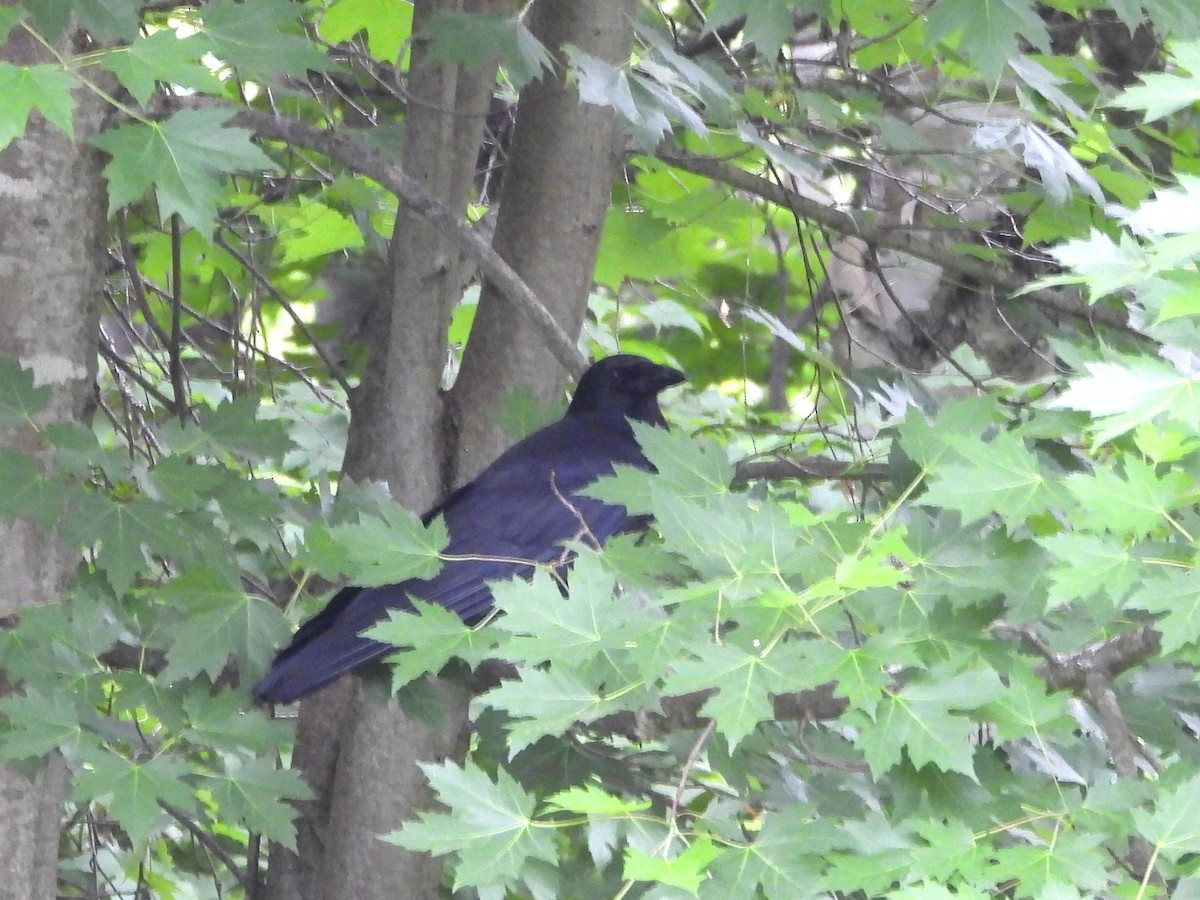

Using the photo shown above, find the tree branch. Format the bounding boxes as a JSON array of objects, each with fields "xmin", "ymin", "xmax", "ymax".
[
  {"xmin": 990, "ymin": 623, "xmax": 1161, "ymax": 692},
  {"xmin": 660, "ymin": 153, "xmax": 1135, "ymax": 335},
  {"xmin": 732, "ymin": 454, "xmax": 890, "ymax": 486},
  {"xmin": 229, "ymin": 107, "xmax": 587, "ymax": 377}
]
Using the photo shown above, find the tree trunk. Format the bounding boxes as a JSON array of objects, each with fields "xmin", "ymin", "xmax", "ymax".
[
  {"xmin": 267, "ymin": 1, "xmax": 501, "ymax": 898},
  {"xmin": 0, "ymin": 13, "xmax": 109, "ymax": 899},
  {"xmin": 266, "ymin": 2, "xmax": 637, "ymax": 897},
  {"xmin": 452, "ymin": 0, "xmax": 637, "ymax": 474}
]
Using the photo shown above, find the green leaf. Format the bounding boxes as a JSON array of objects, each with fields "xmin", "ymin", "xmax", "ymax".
[
  {"xmin": 193, "ymin": 396, "xmax": 296, "ymax": 460},
  {"xmin": 274, "ymin": 201, "xmax": 364, "ymax": 266},
  {"xmin": 1128, "ymin": 568, "xmax": 1200, "ymax": 653},
  {"xmin": 66, "ymin": 493, "xmax": 181, "ymax": 596},
  {"xmin": 0, "ymin": 62, "xmax": 76, "ymax": 151},
  {"xmin": 74, "ymin": 0, "xmax": 143, "ymax": 41},
  {"xmin": 852, "ymin": 665, "xmax": 1004, "ymax": 779},
  {"xmin": 632, "ymin": 421, "xmax": 732, "ymax": 496},
  {"xmin": 147, "ymin": 456, "xmax": 240, "ymax": 510},
  {"xmin": 1121, "ymin": 174, "xmax": 1200, "ymax": 241},
  {"xmin": 707, "ymin": 0, "xmax": 800, "ymax": 59},
  {"xmin": 568, "ymin": 49, "xmax": 672, "ymax": 148},
  {"xmin": 92, "ymin": 108, "xmax": 275, "ymax": 233},
  {"xmin": 904, "ymin": 513, "xmax": 1032, "ymax": 609},
  {"xmin": 625, "ymin": 490, "xmax": 802, "ymax": 597},
  {"xmin": 1134, "ymin": 772, "xmax": 1200, "ymax": 860},
  {"xmin": 489, "ymin": 555, "xmax": 663, "ymax": 669},
  {"xmin": 0, "ymin": 588, "xmax": 121, "ymax": 689},
  {"xmin": 0, "ymin": 7, "xmax": 25, "ymax": 45},
  {"xmin": 1050, "ymin": 356, "xmax": 1200, "ymax": 444},
  {"xmin": 1063, "ymin": 458, "xmax": 1192, "ymax": 539},
  {"xmin": 474, "ymin": 667, "xmax": 627, "ymax": 755},
  {"xmin": 201, "ymin": 757, "xmax": 312, "ymax": 850},
  {"xmin": 389, "ymin": 761, "xmax": 557, "ymax": 893},
  {"xmin": 624, "ymin": 836, "xmax": 721, "ymax": 894},
  {"xmin": 421, "ymin": 12, "xmax": 551, "ymax": 88},
  {"xmin": 896, "ymin": 396, "xmax": 1003, "ymax": 470},
  {"xmin": 544, "ymin": 783, "xmax": 650, "ymax": 816},
  {"xmin": 0, "ymin": 689, "xmax": 96, "ymax": 762},
  {"xmin": 1038, "ymin": 532, "xmax": 1140, "ymax": 610},
  {"xmin": 917, "ymin": 429, "xmax": 1063, "ymax": 527},
  {"xmin": 73, "ymin": 752, "xmax": 196, "ymax": 846},
  {"xmin": 199, "ymin": 0, "xmax": 331, "ymax": 80},
  {"xmin": 1047, "ymin": 231, "xmax": 1147, "ymax": 301},
  {"xmin": 182, "ymin": 690, "xmax": 292, "ymax": 754},
  {"xmin": 0, "ymin": 448, "xmax": 69, "ymax": 528},
  {"xmin": 157, "ymin": 569, "xmax": 290, "ymax": 682},
  {"xmin": 367, "ymin": 600, "xmax": 504, "ymax": 692},
  {"xmin": 304, "ymin": 502, "xmax": 446, "ymax": 586},
  {"xmin": 985, "ymin": 829, "xmax": 1110, "ymax": 896},
  {"xmin": 0, "ymin": 353, "xmax": 51, "ymax": 429},
  {"xmin": 1113, "ymin": 40, "xmax": 1200, "ymax": 121},
  {"xmin": 705, "ymin": 806, "xmax": 843, "ymax": 898},
  {"xmin": 100, "ymin": 30, "xmax": 225, "ymax": 106},
  {"xmin": 155, "ymin": 397, "xmax": 296, "ymax": 466},
  {"xmin": 319, "ymin": 0, "xmax": 414, "ymax": 64},
  {"xmin": 926, "ymin": 0, "xmax": 1050, "ymax": 82},
  {"xmin": 979, "ymin": 665, "xmax": 1073, "ymax": 743},
  {"xmin": 663, "ymin": 640, "xmax": 808, "ymax": 749},
  {"xmin": 802, "ymin": 635, "xmax": 920, "ymax": 716}
]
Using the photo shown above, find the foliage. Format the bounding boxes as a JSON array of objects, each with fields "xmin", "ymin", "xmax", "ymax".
[{"xmin": 1, "ymin": 0, "xmax": 1200, "ymax": 897}]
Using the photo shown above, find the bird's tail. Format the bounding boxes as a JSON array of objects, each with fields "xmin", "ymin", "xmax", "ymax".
[{"xmin": 253, "ymin": 632, "xmax": 391, "ymax": 704}]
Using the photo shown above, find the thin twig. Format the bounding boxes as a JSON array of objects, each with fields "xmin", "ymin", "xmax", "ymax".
[
  {"xmin": 660, "ymin": 153, "xmax": 1137, "ymax": 336},
  {"xmin": 116, "ymin": 215, "xmax": 172, "ymax": 348},
  {"xmin": 548, "ymin": 469, "xmax": 601, "ymax": 550},
  {"xmin": 168, "ymin": 214, "xmax": 187, "ymax": 420},
  {"xmin": 98, "ymin": 336, "xmax": 181, "ymax": 413},
  {"xmin": 861, "ymin": 244, "xmax": 991, "ymax": 389},
  {"xmin": 159, "ymin": 801, "xmax": 249, "ymax": 890},
  {"xmin": 137, "ymin": 273, "xmax": 345, "ymax": 406},
  {"xmin": 212, "ymin": 232, "xmax": 354, "ymax": 397},
  {"xmin": 669, "ymin": 719, "xmax": 716, "ymax": 823}
]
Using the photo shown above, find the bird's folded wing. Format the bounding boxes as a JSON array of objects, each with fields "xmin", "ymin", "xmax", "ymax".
[{"xmin": 253, "ymin": 462, "xmax": 634, "ymax": 703}]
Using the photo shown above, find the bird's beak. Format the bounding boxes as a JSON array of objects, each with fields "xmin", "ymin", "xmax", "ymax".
[{"xmin": 654, "ymin": 364, "xmax": 687, "ymax": 391}]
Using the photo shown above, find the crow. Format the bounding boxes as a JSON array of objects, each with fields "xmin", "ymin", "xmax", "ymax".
[{"xmin": 254, "ymin": 354, "xmax": 685, "ymax": 703}]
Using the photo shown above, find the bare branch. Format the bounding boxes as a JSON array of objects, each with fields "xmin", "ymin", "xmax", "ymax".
[
  {"xmin": 995, "ymin": 623, "xmax": 1162, "ymax": 692},
  {"xmin": 733, "ymin": 454, "xmax": 890, "ymax": 486}
]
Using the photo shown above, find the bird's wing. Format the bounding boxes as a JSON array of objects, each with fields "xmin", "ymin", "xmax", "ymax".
[{"xmin": 254, "ymin": 419, "xmax": 644, "ymax": 703}]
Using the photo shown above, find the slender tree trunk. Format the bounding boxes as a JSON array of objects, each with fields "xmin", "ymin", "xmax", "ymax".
[
  {"xmin": 267, "ymin": 1, "xmax": 502, "ymax": 898},
  {"xmin": 0, "ymin": 12, "xmax": 109, "ymax": 899},
  {"xmin": 452, "ymin": 0, "xmax": 638, "ymax": 473}
]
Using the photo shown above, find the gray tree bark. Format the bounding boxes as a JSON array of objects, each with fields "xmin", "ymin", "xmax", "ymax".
[
  {"xmin": 0, "ymin": 12, "xmax": 109, "ymax": 900},
  {"xmin": 266, "ymin": 1, "xmax": 502, "ymax": 897},
  {"xmin": 452, "ymin": 0, "xmax": 637, "ymax": 475}
]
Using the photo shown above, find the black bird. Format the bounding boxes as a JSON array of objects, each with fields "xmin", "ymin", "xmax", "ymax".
[{"xmin": 254, "ymin": 354, "xmax": 685, "ymax": 703}]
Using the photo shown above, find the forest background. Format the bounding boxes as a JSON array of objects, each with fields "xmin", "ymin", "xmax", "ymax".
[{"xmin": 3, "ymin": 0, "xmax": 1200, "ymax": 897}]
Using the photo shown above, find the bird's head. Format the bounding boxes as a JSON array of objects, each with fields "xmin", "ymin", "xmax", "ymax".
[{"xmin": 567, "ymin": 354, "xmax": 686, "ymax": 426}]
